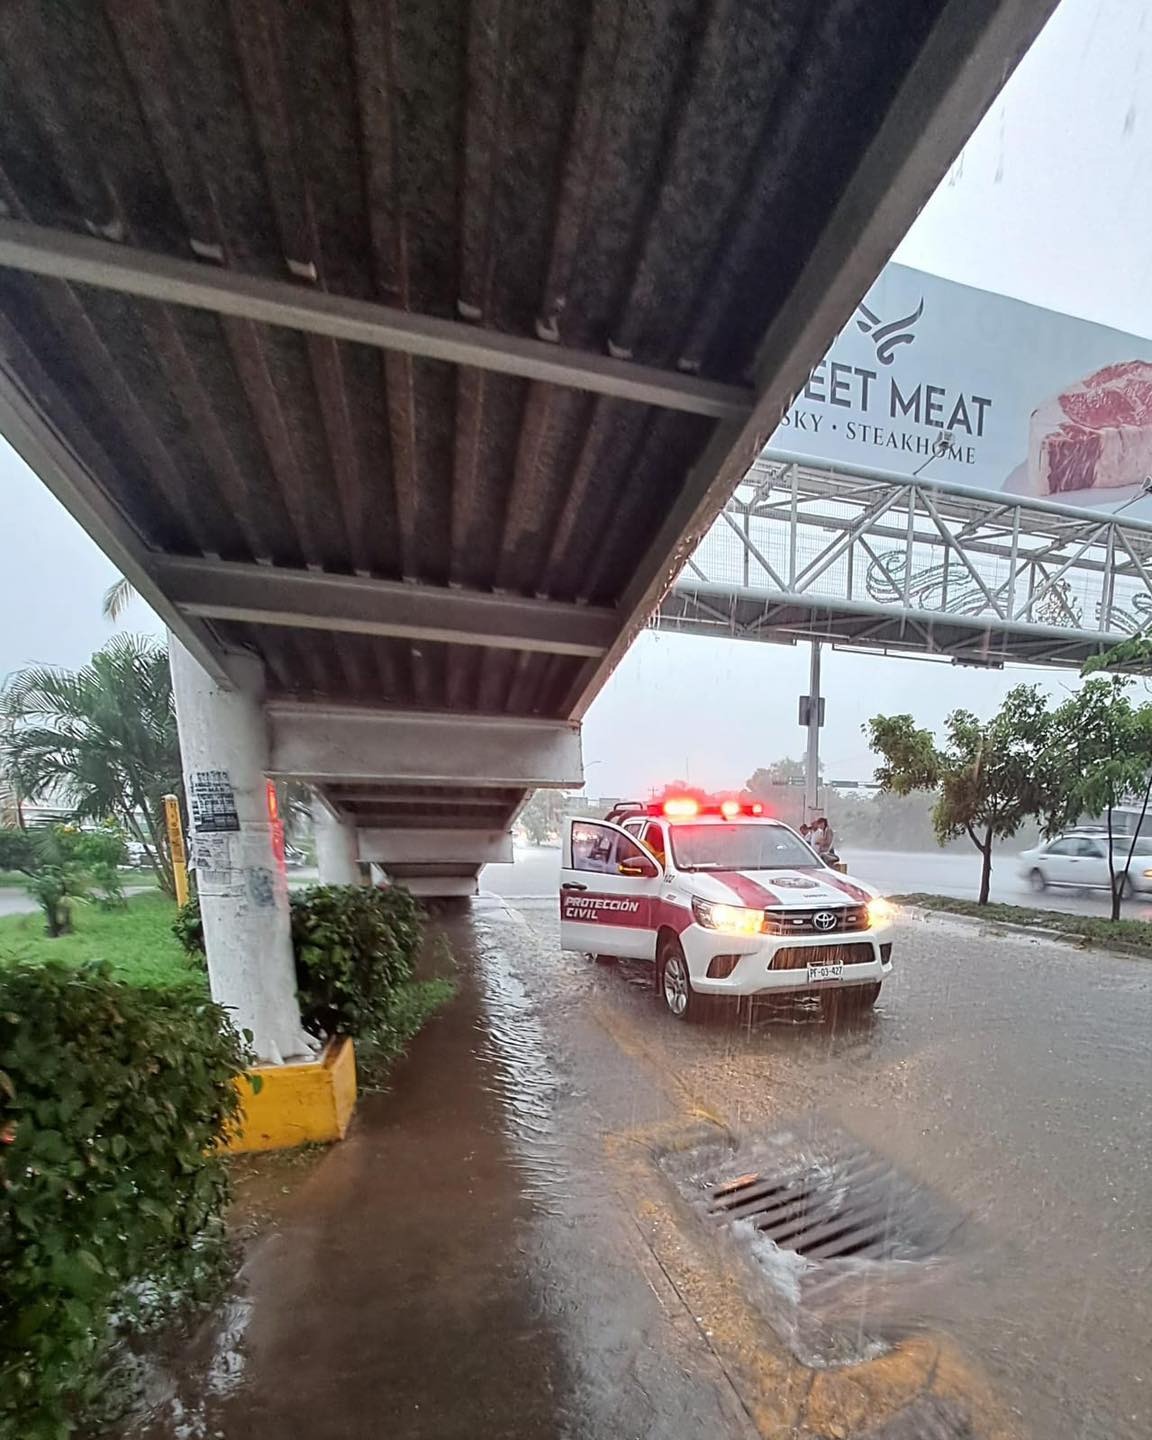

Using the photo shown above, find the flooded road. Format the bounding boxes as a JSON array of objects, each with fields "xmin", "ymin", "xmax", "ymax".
[
  {"xmin": 497, "ymin": 891, "xmax": 1152, "ymax": 1440},
  {"xmin": 127, "ymin": 867, "xmax": 1152, "ymax": 1440}
]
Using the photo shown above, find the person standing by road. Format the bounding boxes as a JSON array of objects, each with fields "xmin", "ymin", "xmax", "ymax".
[{"xmin": 811, "ymin": 817, "xmax": 837, "ymax": 862}]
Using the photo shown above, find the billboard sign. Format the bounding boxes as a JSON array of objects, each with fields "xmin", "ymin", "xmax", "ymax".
[{"xmin": 774, "ymin": 264, "xmax": 1152, "ymax": 518}]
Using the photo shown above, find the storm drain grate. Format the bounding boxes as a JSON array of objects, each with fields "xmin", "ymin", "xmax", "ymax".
[
  {"xmin": 706, "ymin": 1146, "xmax": 952, "ymax": 1263},
  {"xmin": 661, "ymin": 1127, "xmax": 967, "ymax": 1366}
]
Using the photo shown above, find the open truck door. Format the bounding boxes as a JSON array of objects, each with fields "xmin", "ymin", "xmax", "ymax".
[{"xmin": 559, "ymin": 817, "xmax": 663, "ymax": 961}]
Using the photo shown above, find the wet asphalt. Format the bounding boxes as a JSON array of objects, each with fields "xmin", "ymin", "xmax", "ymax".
[
  {"xmin": 482, "ymin": 843, "xmax": 1152, "ymax": 921},
  {"xmin": 124, "ymin": 863, "xmax": 1152, "ymax": 1440},
  {"xmin": 488, "ymin": 892, "xmax": 1152, "ymax": 1440}
]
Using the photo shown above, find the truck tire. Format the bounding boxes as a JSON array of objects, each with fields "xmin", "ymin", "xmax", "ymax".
[{"xmin": 658, "ymin": 935, "xmax": 701, "ymax": 1021}]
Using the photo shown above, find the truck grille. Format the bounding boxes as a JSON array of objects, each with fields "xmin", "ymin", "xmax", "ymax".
[
  {"xmin": 769, "ymin": 942, "xmax": 874, "ymax": 970},
  {"xmin": 763, "ymin": 905, "xmax": 869, "ymax": 935}
]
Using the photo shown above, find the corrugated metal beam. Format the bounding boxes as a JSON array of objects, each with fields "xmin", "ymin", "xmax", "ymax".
[
  {"xmin": 0, "ymin": 218, "xmax": 752, "ymax": 421},
  {"xmin": 151, "ymin": 555, "xmax": 617, "ymax": 656},
  {"xmin": 567, "ymin": 0, "xmax": 1060, "ymax": 718},
  {"xmin": 267, "ymin": 701, "xmax": 583, "ymax": 787},
  {"xmin": 0, "ymin": 360, "xmax": 231, "ymax": 686}
]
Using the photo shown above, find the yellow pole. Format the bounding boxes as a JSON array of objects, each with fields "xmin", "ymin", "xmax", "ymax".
[{"xmin": 163, "ymin": 793, "xmax": 189, "ymax": 907}]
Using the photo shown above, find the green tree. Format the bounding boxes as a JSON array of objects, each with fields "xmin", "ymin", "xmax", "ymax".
[
  {"xmin": 866, "ymin": 685, "xmax": 1052, "ymax": 904},
  {"xmin": 518, "ymin": 789, "xmax": 568, "ymax": 844},
  {"xmin": 1043, "ymin": 674, "xmax": 1152, "ymax": 919},
  {"xmin": 1, "ymin": 636, "xmax": 181, "ymax": 894}
]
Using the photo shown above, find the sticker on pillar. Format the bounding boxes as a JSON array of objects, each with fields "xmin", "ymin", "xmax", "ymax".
[
  {"xmin": 189, "ymin": 833, "xmax": 241, "ymax": 897},
  {"xmin": 247, "ymin": 867, "xmax": 277, "ymax": 908},
  {"xmin": 189, "ymin": 770, "xmax": 240, "ymax": 833}
]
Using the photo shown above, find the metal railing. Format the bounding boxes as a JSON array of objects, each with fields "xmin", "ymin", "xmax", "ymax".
[{"xmin": 659, "ymin": 451, "xmax": 1152, "ymax": 667}]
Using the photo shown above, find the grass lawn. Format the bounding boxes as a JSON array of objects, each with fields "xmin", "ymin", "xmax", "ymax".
[
  {"xmin": 893, "ymin": 892, "xmax": 1152, "ymax": 956},
  {"xmin": 0, "ymin": 888, "xmax": 455, "ymax": 1076},
  {"xmin": 0, "ymin": 889, "xmax": 201, "ymax": 989}
]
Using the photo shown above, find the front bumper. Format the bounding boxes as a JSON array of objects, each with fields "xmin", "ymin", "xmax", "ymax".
[{"xmin": 682, "ymin": 922, "xmax": 894, "ymax": 996}]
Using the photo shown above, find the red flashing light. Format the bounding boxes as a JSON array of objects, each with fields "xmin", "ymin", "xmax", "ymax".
[
  {"xmin": 662, "ymin": 796, "xmax": 700, "ymax": 819},
  {"xmin": 720, "ymin": 799, "xmax": 741, "ymax": 819},
  {"xmin": 751, "ymin": 802, "xmax": 764, "ymax": 815}
]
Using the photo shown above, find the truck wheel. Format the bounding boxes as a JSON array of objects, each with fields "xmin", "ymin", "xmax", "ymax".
[
  {"xmin": 658, "ymin": 936, "xmax": 700, "ymax": 1021},
  {"xmin": 593, "ymin": 953, "xmax": 617, "ymax": 965}
]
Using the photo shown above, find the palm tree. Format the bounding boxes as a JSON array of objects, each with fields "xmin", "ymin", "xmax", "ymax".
[
  {"xmin": 98, "ymin": 583, "xmax": 319, "ymax": 852},
  {"xmin": 1, "ymin": 635, "xmax": 182, "ymax": 893},
  {"xmin": 0, "ymin": 760, "xmax": 22, "ymax": 827},
  {"xmin": 101, "ymin": 576, "xmax": 136, "ymax": 623}
]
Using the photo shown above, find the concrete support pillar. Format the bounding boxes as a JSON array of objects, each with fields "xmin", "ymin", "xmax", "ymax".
[
  {"xmin": 169, "ymin": 637, "xmax": 314, "ymax": 1064},
  {"xmin": 314, "ymin": 803, "xmax": 360, "ymax": 885}
]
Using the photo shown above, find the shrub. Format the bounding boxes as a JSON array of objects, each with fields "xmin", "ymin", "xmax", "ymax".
[
  {"xmin": 172, "ymin": 894, "xmax": 204, "ymax": 957},
  {"xmin": 68, "ymin": 830, "xmax": 127, "ymax": 910},
  {"xmin": 0, "ymin": 961, "xmax": 249, "ymax": 1438},
  {"xmin": 0, "ymin": 828, "xmax": 36, "ymax": 873},
  {"xmin": 172, "ymin": 884, "xmax": 427, "ymax": 1041},
  {"xmin": 0, "ymin": 826, "xmax": 127, "ymax": 934},
  {"xmin": 291, "ymin": 884, "xmax": 425, "ymax": 1038}
]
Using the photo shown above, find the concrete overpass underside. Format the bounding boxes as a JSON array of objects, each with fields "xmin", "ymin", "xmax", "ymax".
[{"xmin": 0, "ymin": 0, "xmax": 1054, "ymax": 913}]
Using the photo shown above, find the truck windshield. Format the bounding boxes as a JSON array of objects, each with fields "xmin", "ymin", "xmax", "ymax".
[{"xmin": 668, "ymin": 823, "xmax": 821, "ymax": 872}]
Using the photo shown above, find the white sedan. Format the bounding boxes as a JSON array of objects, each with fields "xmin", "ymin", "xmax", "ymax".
[{"xmin": 1017, "ymin": 833, "xmax": 1152, "ymax": 895}]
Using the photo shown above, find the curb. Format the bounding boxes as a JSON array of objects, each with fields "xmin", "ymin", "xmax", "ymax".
[{"xmin": 897, "ymin": 901, "xmax": 1152, "ymax": 962}]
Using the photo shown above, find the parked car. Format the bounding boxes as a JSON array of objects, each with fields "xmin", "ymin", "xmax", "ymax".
[{"xmin": 1017, "ymin": 833, "xmax": 1152, "ymax": 895}]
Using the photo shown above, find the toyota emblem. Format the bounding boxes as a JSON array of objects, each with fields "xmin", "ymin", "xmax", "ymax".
[{"xmin": 812, "ymin": 910, "xmax": 838, "ymax": 932}]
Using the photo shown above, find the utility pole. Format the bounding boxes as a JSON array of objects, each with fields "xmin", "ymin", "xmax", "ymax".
[{"xmin": 805, "ymin": 641, "xmax": 822, "ymax": 822}]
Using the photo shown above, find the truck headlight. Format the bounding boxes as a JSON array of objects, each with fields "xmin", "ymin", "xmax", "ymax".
[
  {"xmin": 866, "ymin": 896, "xmax": 895, "ymax": 925},
  {"xmin": 691, "ymin": 896, "xmax": 764, "ymax": 936}
]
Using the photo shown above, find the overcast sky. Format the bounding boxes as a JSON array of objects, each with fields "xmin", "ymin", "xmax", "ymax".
[{"xmin": 0, "ymin": 0, "xmax": 1143, "ymax": 797}]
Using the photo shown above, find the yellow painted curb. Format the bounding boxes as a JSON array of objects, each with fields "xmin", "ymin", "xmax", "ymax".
[{"xmin": 225, "ymin": 1035, "xmax": 357, "ymax": 1152}]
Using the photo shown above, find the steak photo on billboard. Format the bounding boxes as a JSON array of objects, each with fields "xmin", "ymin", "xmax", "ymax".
[{"xmin": 774, "ymin": 265, "xmax": 1152, "ymax": 518}]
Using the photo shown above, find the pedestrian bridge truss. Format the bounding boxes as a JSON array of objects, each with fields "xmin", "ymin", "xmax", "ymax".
[{"xmin": 660, "ymin": 452, "xmax": 1152, "ymax": 668}]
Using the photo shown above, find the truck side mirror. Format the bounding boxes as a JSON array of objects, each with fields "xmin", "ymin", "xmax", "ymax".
[{"xmin": 618, "ymin": 857, "xmax": 658, "ymax": 879}]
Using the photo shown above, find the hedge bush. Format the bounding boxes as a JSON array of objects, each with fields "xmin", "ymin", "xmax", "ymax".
[
  {"xmin": 174, "ymin": 883, "xmax": 426, "ymax": 1040},
  {"xmin": 290, "ymin": 884, "xmax": 424, "ymax": 1038},
  {"xmin": 0, "ymin": 962, "xmax": 249, "ymax": 1439}
]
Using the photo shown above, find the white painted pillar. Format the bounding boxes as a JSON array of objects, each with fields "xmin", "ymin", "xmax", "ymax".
[
  {"xmin": 314, "ymin": 803, "xmax": 360, "ymax": 885},
  {"xmin": 169, "ymin": 637, "xmax": 314, "ymax": 1064}
]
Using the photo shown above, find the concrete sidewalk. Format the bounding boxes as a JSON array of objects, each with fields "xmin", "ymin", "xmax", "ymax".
[{"xmin": 129, "ymin": 904, "xmax": 755, "ymax": 1440}]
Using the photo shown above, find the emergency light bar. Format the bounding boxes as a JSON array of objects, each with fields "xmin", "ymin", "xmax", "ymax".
[{"xmin": 604, "ymin": 796, "xmax": 765, "ymax": 823}]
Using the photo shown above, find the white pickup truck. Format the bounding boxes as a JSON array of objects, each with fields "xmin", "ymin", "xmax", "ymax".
[{"xmin": 559, "ymin": 799, "xmax": 894, "ymax": 1020}]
